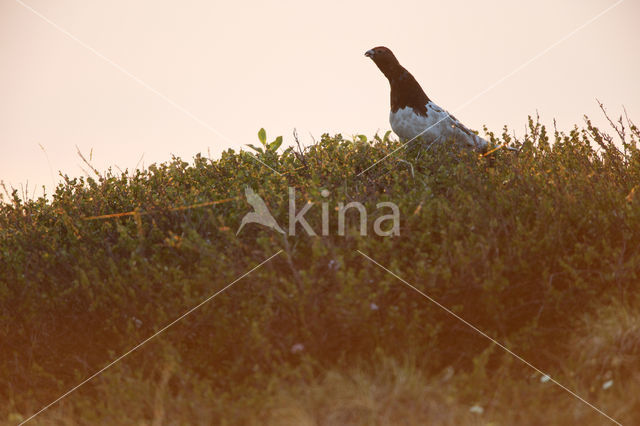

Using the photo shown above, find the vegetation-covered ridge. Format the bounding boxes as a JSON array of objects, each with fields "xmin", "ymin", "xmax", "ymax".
[{"xmin": 1, "ymin": 114, "xmax": 639, "ymax": 425}]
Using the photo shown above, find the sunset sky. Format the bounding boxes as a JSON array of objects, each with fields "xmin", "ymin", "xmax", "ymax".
[{"xmin": 1, "ymin": 0, "xmax": 638, "ymax": 196}]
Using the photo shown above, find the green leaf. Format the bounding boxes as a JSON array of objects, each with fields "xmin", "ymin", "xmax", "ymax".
[
  {"xmin": 246, "ymin": 144, "xmax": 264, "ymax": 154},
  {"xmin": 258, "ymin": 128, "xmax": 267, "ymax": 145},
  {"xmin": 269, "ymin": 136, "xmax": 283, "ymax": 152},
  {"xmin": 282, "ymin": 146, "xmax": 294, "ymax": 156}
]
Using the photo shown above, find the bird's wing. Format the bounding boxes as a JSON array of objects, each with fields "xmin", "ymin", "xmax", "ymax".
[{"xmin": 428, "ymin": 103, "xmax": 488, "ymax": 151}]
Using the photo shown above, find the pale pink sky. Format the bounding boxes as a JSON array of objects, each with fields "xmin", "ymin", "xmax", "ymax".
[{"xmin": 1, "ymin": 0, "xmax": 638, "ymax": 195}]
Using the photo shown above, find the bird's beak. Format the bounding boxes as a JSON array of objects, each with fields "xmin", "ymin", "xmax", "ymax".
[{"xmin": 365, "ymin": 49, "xmax": 374, "ymax": 58}]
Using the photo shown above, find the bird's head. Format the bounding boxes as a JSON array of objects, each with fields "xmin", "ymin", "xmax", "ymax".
[
  {"xmin": 365, "ymin": 46, "xmax": 402, "ymax": 77},
  {"xmin": 365, "ymin": 47, "xmax": 400, "ymax": 66}
]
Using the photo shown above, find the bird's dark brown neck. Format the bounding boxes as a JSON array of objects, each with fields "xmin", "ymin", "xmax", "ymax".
[{"xmin": 386, "ymin": 67, "xmax": 431, "ymax": 115}]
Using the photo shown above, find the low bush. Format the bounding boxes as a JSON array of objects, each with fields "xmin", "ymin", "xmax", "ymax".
[{"xmin": 1, "ymin": 113, "xmax": 639, "ymax": 424}]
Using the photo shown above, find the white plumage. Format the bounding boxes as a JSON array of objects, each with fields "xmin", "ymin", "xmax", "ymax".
[{"xmin": 390, "ymin": 103, "xmax": 488, "ymax": 151}]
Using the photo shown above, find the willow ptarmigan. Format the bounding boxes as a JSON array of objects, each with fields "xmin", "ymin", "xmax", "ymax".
[{"xmin": 365, "ymin": 46, "xmax": 488, "ymax": 152}]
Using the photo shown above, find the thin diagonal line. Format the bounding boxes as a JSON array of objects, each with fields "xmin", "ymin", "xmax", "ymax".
[
  {"xmin": 13, "ymin": 0, "xmax": 282, "ymax": 177},
  {"xmin": 19, "ymin": 250, "xmax": 283, "ymax": 425},
  {"xmin": 455, "ymin": 0, "xmax": 625, "ymax": 113},
  {"xmin": 356, "ymin": 250, "xmax": 622, "ymax": 426},
  {"xmin": 357, "ymin": 113, "xmax": 451, "ymax": 176},
  {"xmin": 244, "ymin": 152, "xmax": 283, "ymax": 176},
  {"xmin": 357, "ymin": 0, "xmax": 625, "ymax": 176}
]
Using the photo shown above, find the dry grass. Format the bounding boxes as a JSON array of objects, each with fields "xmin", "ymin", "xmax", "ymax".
[
  {"xmin": 7, "ymin": 303, "xmax": 640, "ymax": 426},
  {"xmin": 263, "ymin": 357, "xmax": 480, "ymax": 426}
]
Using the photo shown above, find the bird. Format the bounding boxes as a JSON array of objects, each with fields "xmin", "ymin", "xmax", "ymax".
[{"xmin": 365, "ymin": 46, "xmax": 488, "ymax": 152}]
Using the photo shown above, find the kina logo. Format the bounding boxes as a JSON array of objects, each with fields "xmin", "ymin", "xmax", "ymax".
[{"xmin": 236, "ymin": 186, "xmax": 400, "ymax": 237}]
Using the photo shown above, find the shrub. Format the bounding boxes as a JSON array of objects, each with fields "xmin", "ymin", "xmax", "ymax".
[{"xmin": 1, "ymin": 114, "xmax": 639, "ymax": 424}]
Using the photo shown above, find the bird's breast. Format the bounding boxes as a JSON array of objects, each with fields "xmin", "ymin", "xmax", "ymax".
[{"xmin": 389, "ymin": 105, "xmax": 447, "ymax": 141}]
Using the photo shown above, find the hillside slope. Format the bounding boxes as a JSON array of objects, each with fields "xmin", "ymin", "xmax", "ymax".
[{"xmin": 2, "ymin": 117, "xmax": 639, "ymax": 424}]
